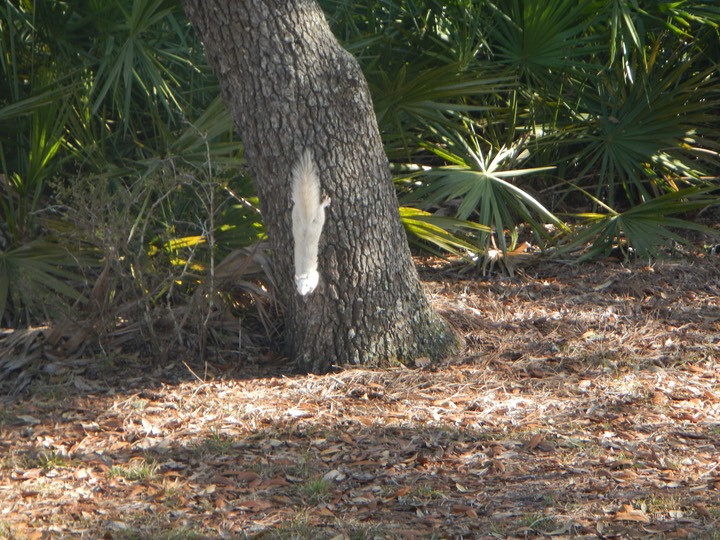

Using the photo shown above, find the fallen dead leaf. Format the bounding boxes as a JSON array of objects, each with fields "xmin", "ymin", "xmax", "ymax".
[
  {"xmin": 236, "ymin": 499, "xmax": 274, "ymax": 512},
  {"xmin": 614, "ymin": 504, "xmax": 651, "ymax": 523},
  {"xmin": 1, "ymin": 258, "xmax": 718, "ymax": 538}
]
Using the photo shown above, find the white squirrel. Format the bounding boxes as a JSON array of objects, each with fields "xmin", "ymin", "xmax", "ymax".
[{"xmin": 291, "ymin": 149, "xmax": 330, "ymax": 296}]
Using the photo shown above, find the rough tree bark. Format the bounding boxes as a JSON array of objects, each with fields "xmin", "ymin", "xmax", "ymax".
[{"xmin": 184, "ymin": 0, "xmax": 460, "ymax": 372}]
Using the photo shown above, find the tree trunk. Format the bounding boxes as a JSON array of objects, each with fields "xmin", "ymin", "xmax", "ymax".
[{"xmin": 184, "ymin": 0, "xmax": 459, "ymax": 372}]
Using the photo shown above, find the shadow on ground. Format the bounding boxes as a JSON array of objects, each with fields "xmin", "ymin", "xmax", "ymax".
[{"xmin": 1, "ymin": 258, "xmax": 719, "ymax": 538}]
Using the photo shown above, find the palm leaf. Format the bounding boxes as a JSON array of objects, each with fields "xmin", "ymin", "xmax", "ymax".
[
  {"xmin": 402, "ymin": 135, "xmax": 566, "ymax": 255},
  {"xmin": 560, "ymin": 188, "xmax": 720, "ymax": 260},
  {"xmin": 488, "ymin": 0, "xmax": 601, "ymax": 82},
  {"xmin": 89, "ymin": 0, "xmax": 194, "ymax": 126},
  {"xmin": 167, "ymin": 96, "xmax": 241, "ymax": 167},
  {"xmin": 0, "ymin": 86, "xmax": 73, "ymax": 123},
  {"xmin": 371, "ymin": 63, "xmax": 511, "ymax": 157},
  {"xmin": 567, "ymin": 40, "xmax": 718, "ymax": 207},
  {"xmin": 0, "ymin": 239, "xmax": 89, "ymax": 323},
  {"xmin": 400, "ymin": 206, "xmax": 490, "ymax": 257}
]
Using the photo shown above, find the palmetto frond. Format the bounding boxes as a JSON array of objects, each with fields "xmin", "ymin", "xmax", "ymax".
[
  {"xmin": 371, "ymin": 64, "xmax": 511, "ymax": 158},
  {"xmin": 560, "ymin": 188, "xmax": 719, "ymax": 260},
  {"xmin": 400, "ymin": 207, "xmax": 491, "ymax": 258},
  {"xmin": 0, "ymin": 239, "xmax": 89, "ymax": 325},
  {"xmin": 488, "ymin": 0, "xmax": 601, "ymax": 83},
  {"xmin": 402, "ymin": 134, "xmax": 565, "ymax": 256},
  {"xmin": 568, "ymin": 36, "xmax": 718, "ymax": 207}
]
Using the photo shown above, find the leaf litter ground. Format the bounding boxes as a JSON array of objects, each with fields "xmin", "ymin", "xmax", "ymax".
[{"xmin": 1, "ymin": 257, "xmax": 719, "ymax": 539}]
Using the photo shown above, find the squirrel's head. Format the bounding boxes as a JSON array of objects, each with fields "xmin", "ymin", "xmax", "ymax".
[{"xmin": 295, "ymin": 271, "xmax": 319, "ymax": 296}]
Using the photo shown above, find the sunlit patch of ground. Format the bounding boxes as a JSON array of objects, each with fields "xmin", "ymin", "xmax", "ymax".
[{"xmin": 1, "ymin": 258, "xmax": 718, "ymax": 539}]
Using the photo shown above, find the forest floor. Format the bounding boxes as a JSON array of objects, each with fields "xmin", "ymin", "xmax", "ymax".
[{"xmin": 0, "ymin": 256, "xmax": 719, "ymax": 539}]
